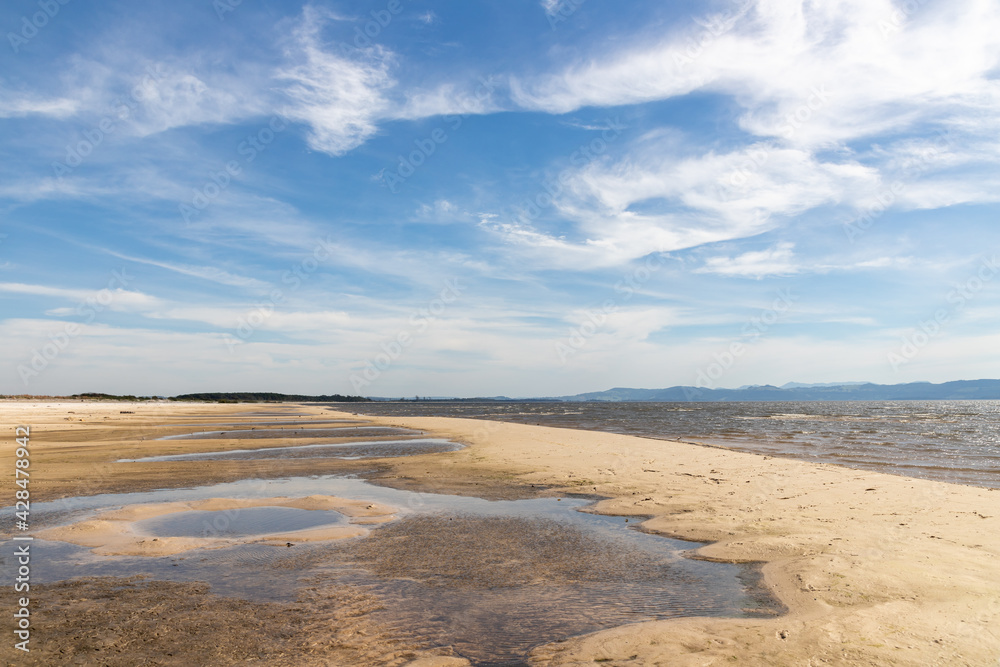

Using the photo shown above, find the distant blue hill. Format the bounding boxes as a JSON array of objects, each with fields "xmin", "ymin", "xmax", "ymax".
[{"xmin": 552, "ymin": 379, "xmax": 1000, "ymax": 402}]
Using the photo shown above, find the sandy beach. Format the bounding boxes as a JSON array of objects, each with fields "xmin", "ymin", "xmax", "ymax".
[{"xmin": 2, "ymin": 400, "xmax": 999, "ymax": 665}]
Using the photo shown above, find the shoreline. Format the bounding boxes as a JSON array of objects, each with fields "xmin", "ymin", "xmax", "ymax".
[
  {"xmin": 335, "ymin": 410, "xmax": 1000, "ymax": 665},
  {"xmin": 2, "ymin": 401, "xmax": 999, "ymax": 665},
  {"xmin": 349, "ymin": 400, "xmax": 1000, "ymax": 491}
]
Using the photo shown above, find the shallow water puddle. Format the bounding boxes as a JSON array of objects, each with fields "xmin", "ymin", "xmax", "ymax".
[
  {"xmin": 156, "ymin": 425, "xmax": 421, "ymax": 440},
  {"xmin": 150, "ymin": 419, "xmax": 365, "ymax": 428},
  {"xmin": 135, "ymin": 506, "xmax": 349, "ymax": 538},
  {"xmin": 119, "ymin": 438, "xmax": 464, "ymax": 462},
  {"xmin": 3, "ymin": 476, "xmax": 782, "ymax": 665}
]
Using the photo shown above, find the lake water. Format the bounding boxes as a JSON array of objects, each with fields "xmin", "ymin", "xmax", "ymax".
[{"xmin": 347, "ymin": 400, "xmax": 1000, "ymax": 489}]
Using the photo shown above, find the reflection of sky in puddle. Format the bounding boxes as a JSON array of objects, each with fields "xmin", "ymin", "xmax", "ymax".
[
  {"xmin": 135, "ymin": 506, "xmax": 349, "ymax": 538},
  {"xmin": 150, "ymin": 420, "xmax": 363, "ymax": 428},
  {"xmin": 118, "ymin": 438, "xmax": 464, "ymax": 462},
  {"xmin": 2, "ymin": 476, "xmax": 783, "ymax": 664},
  {"xmin": 156, "ymin": 426, "xmax": 420, "ymax": 440}
]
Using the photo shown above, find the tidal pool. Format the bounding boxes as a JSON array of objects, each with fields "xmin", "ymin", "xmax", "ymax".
[
  {"xmin": 151, "ymin": 420, "xmax": 364, "ymax": 428},
  {"xmin": 156, "ymin": 426, "xmax": 421, "ymax": 440},
  {"xmin": 119, "ymin": 438, "xmax": 464, "ymax": 462},
  {"xmin": 135, "ymin": 506, "xmax": 349, "ymax": 539},
  {"xmin": 3, "ymin": 476, "xmax": 783, "ymax": 665}
]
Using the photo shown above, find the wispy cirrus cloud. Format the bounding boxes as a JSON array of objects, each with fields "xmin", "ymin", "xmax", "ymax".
[
  {"xmin": 0, "ymin": 282, "xmax": 162, "ymax": 311},
  {"xmin": 482, "ymin": 0, "xmax": 1000, "ymax": 271},
  {"xmin": 540, "ymin": 0, "xmax": 562, "ymax": 16},
  {"xmin": 101, "ymin": 251, "xmax": 272, "ymax": 290},
  {"xmin": 480, "ymin": 131, "xmax": 878, "ymax": 268},
  {"xmin": 512, "ymin": 0, "xmax": 1000, "ymax": 148},
  {"xmin": 276, "ymin": 5, "xmax": 396, "ymax": 156},
  {"xmin": 696, "ymin": 242, "xmax": 800, "ymax": 278},
  {"xmin": 0, "ymin": 93, "xmax": 80, "ymax": 119}
]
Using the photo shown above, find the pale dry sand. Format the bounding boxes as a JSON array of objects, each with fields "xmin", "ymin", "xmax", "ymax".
[
  {"xmin": 3, "ymin": 400, "xmax": 999, "ymax": 666},
  {"xmin": 36, "ymin": 495, "xmax": 396, "ymax": 556}
]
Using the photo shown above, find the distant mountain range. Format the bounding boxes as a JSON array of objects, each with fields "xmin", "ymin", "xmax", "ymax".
[
  {"xmin": 551, "ymin": 379, "xmax": 1000, "ymax": 402},
  {"xmin": 26, "ymin": 382, "xmax": 1000, "ymax": 403}
]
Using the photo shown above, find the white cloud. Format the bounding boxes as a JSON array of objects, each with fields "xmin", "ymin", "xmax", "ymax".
[
  {"xmin": 277, "ymin": 6, "xmax": 396, "ymax": 156},
  {"xmin": 697, "ymin": 242, "xmax": 799, "ymax": 278},
  {"xmin": 0, "ymin": 93, "xmax": 79, "ymax": 119},
  {"xmin": 540, "ymin": 0, "xmax": 562, "ymax": 16},
  {"xmin": 0, "ymin": 178, "xmax": 110, "ymax": 202},
  {"xmin": 851, "ymin": 256, "xmax": 913, "ymax": 270},
  {"xmin": 127, "ymin": 67, "xmax": 267, "ymax": 136},
  {"xmin": 486, "ymin": 0, "xmax": 1000, "ymax": 268},
  {"xmin": 482, "ymin": 133, "xmax": 879, "ymax": 268},
  {"xmin": 0, "ymin": 283, "xmax": 95, "ymax": 301},
  {"xmin": 102, "ymin": 251, "xmax": 272, "ymax": 290},
  {"xmin": 0, "ymin": 282, "xmax": 163, "ymax": 311},
  {"xmin": 563, "ymin": 139, "xmax": 876, "ymax": 220},
  {"xmin": 142, "ymin": 306, "xmax": 353, "ymax": 332},
  {"xmin": 20, "ymin": 54, "xmax": 271, "ymax": 139},
  {"xmin": 696, "ymin": 248, "xmax": 919, "ymax": 279},
  {"xmin": 512, "ymin": 0, "xmax": 1000, "ymax": 150},
  {"xmin": 394, "ymin": 79, "xmax": 501, "ymax": 120},
  {"xmin": 415, "ymin": 199, "xmax": 464, "ymax": 223}
]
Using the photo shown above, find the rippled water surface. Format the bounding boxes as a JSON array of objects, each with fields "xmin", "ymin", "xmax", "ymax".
[{"xmin": 348, "ymin": 400, "xmax": 1000, "ymax": 488}]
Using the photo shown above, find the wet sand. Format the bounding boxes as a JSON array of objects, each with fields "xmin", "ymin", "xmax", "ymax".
[
  {"xmin": 2, "ymin": 400, "xmax": 1000, "ymax": 665},
  {"xmin": 15, "ymin": 577, "xmax": 463, "ymax": 667}
]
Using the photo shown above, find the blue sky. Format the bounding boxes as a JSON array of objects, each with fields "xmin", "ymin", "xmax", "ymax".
[{"xmin": 2, "ymin": 0, "xmax": 1000, "ymax": 397}]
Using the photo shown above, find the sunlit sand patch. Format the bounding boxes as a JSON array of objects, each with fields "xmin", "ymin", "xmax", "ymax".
[{"xmin": 36, "ymin": 495, "xmax": 397, "ymax": 557}]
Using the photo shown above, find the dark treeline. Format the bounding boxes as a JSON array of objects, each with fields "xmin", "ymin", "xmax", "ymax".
[{"xmin": 72, "ymin": 393, "xmax": 153, "ymax": 401}]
